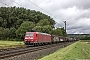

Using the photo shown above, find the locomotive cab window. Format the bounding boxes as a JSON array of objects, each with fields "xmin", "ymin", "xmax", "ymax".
[{"xmin": 25, "ymin": 33, "xmax": 34, "ymax": 36}]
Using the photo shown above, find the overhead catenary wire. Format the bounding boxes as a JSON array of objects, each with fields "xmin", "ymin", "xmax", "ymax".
[
  {"xmin": 27, "ymin": 0, "xmax": 52, "ymax": 16},
  {"xmin": 27, "ymin": 0, "xmax": 62, "ymax": 28},
  {"xmin": 10, "ymin": 0, "xmax": 23, "ymax": 7},
  {"xmin": 0, "ymin": 0, "xmax": 62, "ymax": 28},
  {"xmin": 0, "ymin": 1, "xmax": 9, "ymax": 6},
  {"xmin": 10, "ymin": 0, "xmax": 52, "ymax": 16}
]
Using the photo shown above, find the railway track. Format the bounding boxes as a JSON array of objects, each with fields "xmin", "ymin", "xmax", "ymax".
[
  {"xmin": 0, "ymin": 42, "xmax": 73, "ymax": 59},
  {"xmin": 0, "ymin": 47, "xmax": 25, "ymax": 52}
]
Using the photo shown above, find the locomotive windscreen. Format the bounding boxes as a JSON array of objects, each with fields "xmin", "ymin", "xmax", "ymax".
[{"xmin": 25, "ymin": 33, "xmax": 34, "ymax": 36}]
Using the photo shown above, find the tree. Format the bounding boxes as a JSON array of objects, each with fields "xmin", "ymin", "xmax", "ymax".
[
  {"xmin": 33, "ymin": 19, "xmax": 53, "ymax": 34},
  {"xmin": 9, "ymin": 28, "xmax": 16, "ymax": 39},
  {"xmin": 33, "ymin": 25, "xmax": 53, "ymax": 34},
  {"xmin": 0, "ymin": 27, "xmax": 10, "ymax": 40},
  {"xmin": 3, "ymin": 28, "xmax": 10, "ymax": 39},
  {"xmin": 51, "ymin": 28, "xmax": 67, "ymax": 36},
  {"xmin": 42, "ymin": 25, "xmax": 52, "ymax": 34},
  {"xmin": 0, "ymin": 27, "xmax": 4, "ymax": 39},
  {"xmin": 32, "ymin": 26, "xmax": 42, "ymax": 32},
  {"xmin": 37, "ymin": 19, "xmax": 50, "ymax": 26},
  {"xmin": 16, "ymin": 21, "xmax": 35, "ymax": 39}
]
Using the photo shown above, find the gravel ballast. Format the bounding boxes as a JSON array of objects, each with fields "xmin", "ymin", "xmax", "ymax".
[{"xmin": 1, "ymin": 42, "xmax": 73, "ymax": 60}]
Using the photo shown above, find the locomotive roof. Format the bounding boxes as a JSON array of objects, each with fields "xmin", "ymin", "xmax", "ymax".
[
  {"xmin": 26, "ymin": 32, "xmax": 51, "ymax": 36},
  {"xmin": 38, "ymin": 32, "xmax": 51, "ymax": 35}
]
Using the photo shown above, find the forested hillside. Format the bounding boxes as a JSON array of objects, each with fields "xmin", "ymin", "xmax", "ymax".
[{"xmin": 0, "ymin": 6, "xmax": 66, "ymax": 40}]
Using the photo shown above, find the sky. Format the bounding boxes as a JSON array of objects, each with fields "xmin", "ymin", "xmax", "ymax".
[{"xmin": 0, "ymin": 0, "xmax": 90, "ymax": 34}]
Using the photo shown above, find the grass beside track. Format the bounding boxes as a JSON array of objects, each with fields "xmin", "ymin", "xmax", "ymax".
[
  {"xmin": 0, "ymin": 40, "xmax": 25, "ymax": 49},
  {"xmin": 39, "ymin": 40, "xmax": 90, "ymax": 60}
]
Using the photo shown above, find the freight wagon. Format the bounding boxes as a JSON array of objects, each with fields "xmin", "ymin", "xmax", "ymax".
[{"xmin": 24, "ymin": 32, "xmax": 77, "ymax": 46}]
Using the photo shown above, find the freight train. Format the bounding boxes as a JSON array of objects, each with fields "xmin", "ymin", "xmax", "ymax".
[{"xmin": 24, "ymin": 32, "xmax": 78, "ymax": 46}]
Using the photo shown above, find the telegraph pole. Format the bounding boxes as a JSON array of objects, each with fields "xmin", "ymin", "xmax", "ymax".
[
  {"xmin": 64, "ymin": 21, "xmax": 66, "ymax": 33},
  {"xmin": 64, "ymin": 21, "xmax": 66, "ymax": 36}
]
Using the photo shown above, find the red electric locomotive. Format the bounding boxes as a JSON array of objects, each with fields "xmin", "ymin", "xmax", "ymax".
[{"xmin": 24, "ymin": 32, "xmax": 51, "ymax": 45}]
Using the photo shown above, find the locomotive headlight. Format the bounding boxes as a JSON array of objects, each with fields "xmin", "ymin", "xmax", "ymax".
[
  {"xmin": 30, "ymin": 37, "xmax": 33, "ymax": 39},
  {"xmin": 25, "ymin": 37, "xmax": 28, "ymax": 39}
]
